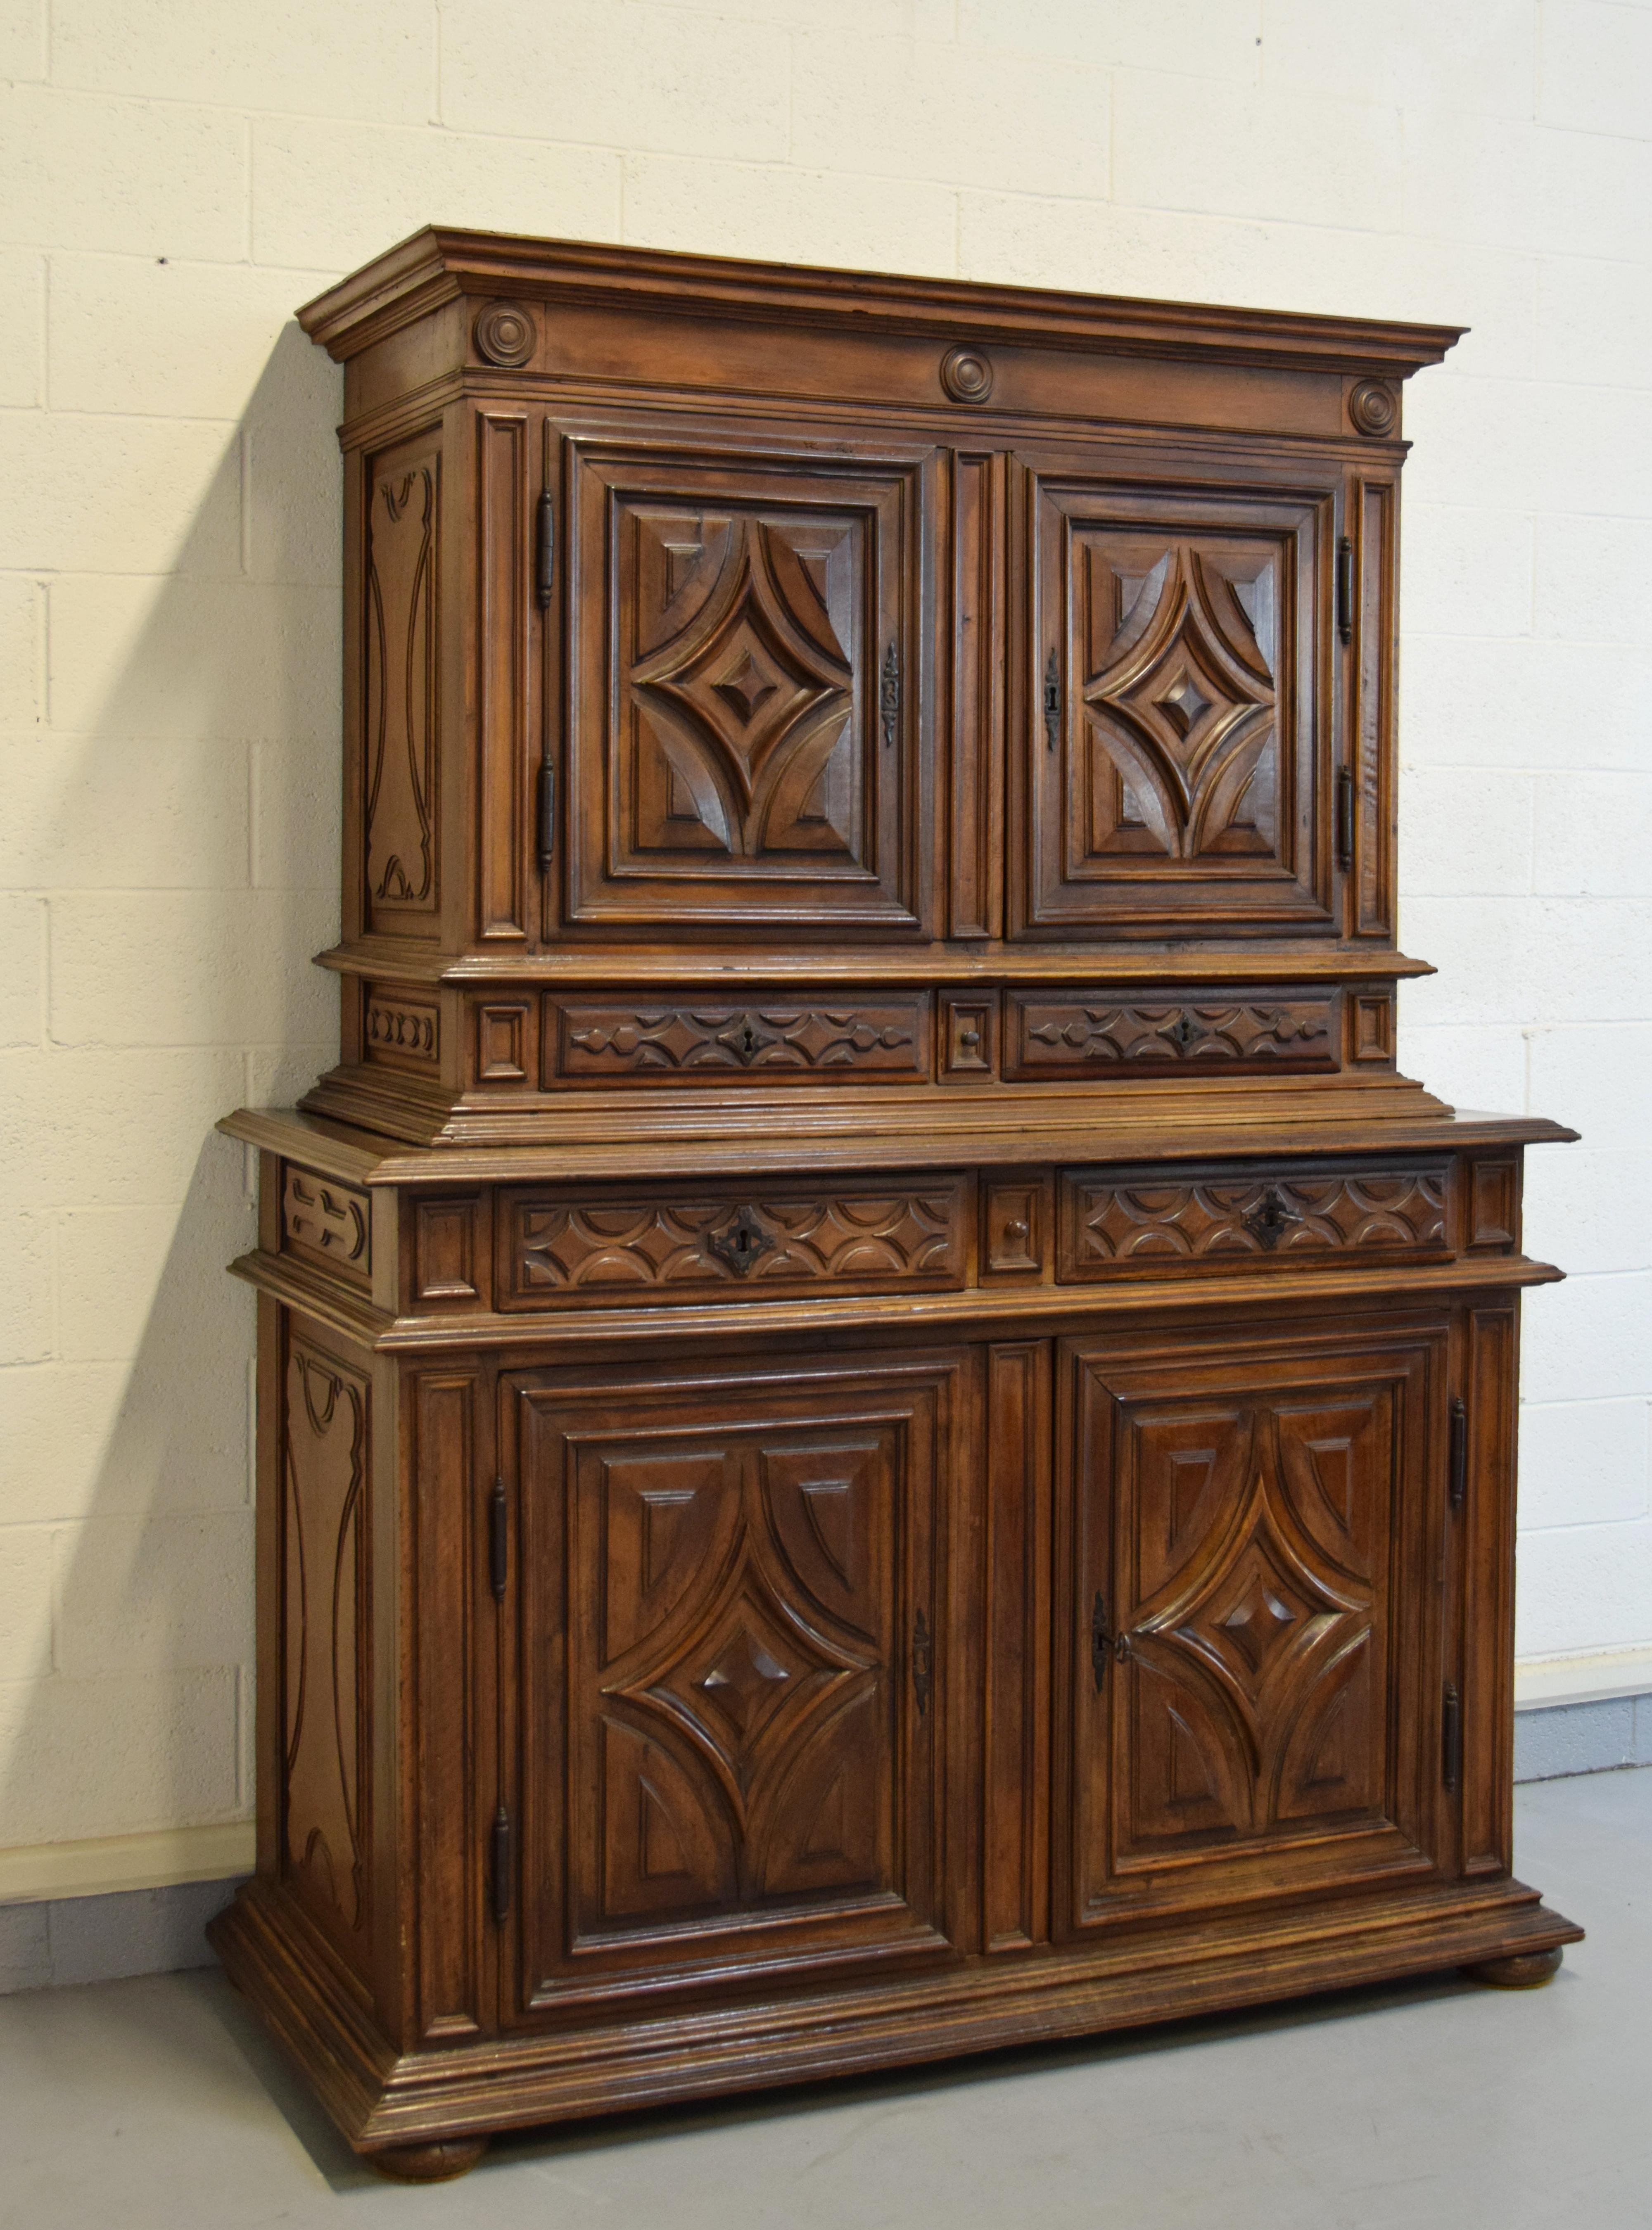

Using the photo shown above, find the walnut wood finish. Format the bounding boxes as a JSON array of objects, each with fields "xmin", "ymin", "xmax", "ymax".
[{"xmin": 209, "ymin": 233, "xmax": 1579, "ymax": 2177}]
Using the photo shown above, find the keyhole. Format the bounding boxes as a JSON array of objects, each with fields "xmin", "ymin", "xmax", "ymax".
[{"xmin": 740, "ymin": 1024, "xmax": 757, "ymax": 1055}]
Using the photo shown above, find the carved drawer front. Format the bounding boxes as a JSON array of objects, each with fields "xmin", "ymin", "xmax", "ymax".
[
  {"xmin": 547, "ymin": 993, "xmax": 930, "ymax": 1083},
  {"xmin": 1059, "ymin": 1157, "xmax": 1451, "ymax": 1279},
  {"xmin": 1006, "ymin": 990, "xmax": 1337, "ymax": 1078},
  {"xmin": 500, "ymin": 1177, "xmax": 968, "ymax": 1308}
]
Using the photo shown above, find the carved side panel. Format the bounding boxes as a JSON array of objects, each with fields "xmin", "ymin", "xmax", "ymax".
[
  {"xmin": 1007, "ymin": 992, "xmax": 1336, "ymax": 1077},
  {"xmin": 364, "ymin": 986, "xmax": 441, "ymax": 1071},
  {"xmin": 364, "ymin": 438, "xmax": 440, "ymax": 932},
  {"xmin": 550, "ymin": 996, "xmax": 928, "ymax": 1082},
  {"xmin": 281, "ymin": 1165, "xmax": 371, "ymax": 1288},
  {"xmin": 280, "ymin": 1337, "xmax": 371, "ymax": 1961},
  {"xmin": 1353, "ymin": 477, "xmax": 1396, "ymax": 937},
  {"xmin": 566, "ymin": 437, "xmax": 929, "ymax": 931},
  {"xmin": 504, "ymin": 1180, "xmax": 966, "ymax": 1306},
  {"xmin": 477, "ymin": 412, "xmax": 528, "ymax": 941},
  {"xmin": 1061, "ymin": 1161, "xmax": 1450, "ymax": 1277},
  {"xmin": 983, "ymin": 1343, "xmax": 1050, "ymax": 1950}
]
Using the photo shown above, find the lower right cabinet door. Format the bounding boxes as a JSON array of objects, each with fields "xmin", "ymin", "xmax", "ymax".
[{"xmin": 1060, "ymin": 1315, "xmax": 1451, "ymax": 1934}]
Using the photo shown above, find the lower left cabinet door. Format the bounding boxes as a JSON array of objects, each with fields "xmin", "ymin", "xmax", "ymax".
[{"xmin": 503, "ymin": 1352, "xmax": 965, "ymax": 2017}]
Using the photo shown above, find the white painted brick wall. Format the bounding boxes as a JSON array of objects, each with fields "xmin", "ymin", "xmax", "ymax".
[{"xmin": 0, "ymin": 0, "xmax": 1647, "ymax": 1858}]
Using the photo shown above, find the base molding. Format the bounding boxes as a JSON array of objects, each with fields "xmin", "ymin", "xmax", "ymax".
[{"xmin": 209, "ymin": 1877, "xmax": 1582, "ymax": 2159}]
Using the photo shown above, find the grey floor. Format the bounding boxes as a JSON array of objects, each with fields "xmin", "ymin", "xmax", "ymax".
[{"xmin": 4, "ymin": 1770, "xmax": 1649, "ymax": 2230}]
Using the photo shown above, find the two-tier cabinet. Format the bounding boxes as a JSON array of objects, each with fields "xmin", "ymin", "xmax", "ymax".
[{"xmin": 211, "ymin": 230, "xmax": 1581, "ymax": 2182}]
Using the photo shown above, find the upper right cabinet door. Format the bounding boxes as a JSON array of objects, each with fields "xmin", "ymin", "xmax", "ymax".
[{"xmin": 1015, "ymin": 455, "xmax": 1340, "ymax": 939}]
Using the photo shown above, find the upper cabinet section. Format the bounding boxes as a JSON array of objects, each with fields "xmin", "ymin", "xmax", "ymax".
[
  {"xmin": 1017, "ymin": 452, "xmax": 1337, "ymax": 940},
  {"xmin": 300, "ymin": 229, "xmax": 1459, "ymax": 980},
  {"xmin": 563, "ymin": 426, "xmax": 933, "ymax": 936}
]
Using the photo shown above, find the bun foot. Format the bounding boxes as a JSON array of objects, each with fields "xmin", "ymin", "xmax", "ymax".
[
  {"xmin": 365, "ymin": 2137, "xmax": 489, "ymax": 2183},
  {"xmin": 1462, "ymin": 1946, "xmax": 1564, "ymax": 1990}
]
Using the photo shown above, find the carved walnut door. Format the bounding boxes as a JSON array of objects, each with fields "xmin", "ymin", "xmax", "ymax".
[
  {"xmin": 506, "ymin": 1355, "xmax": 961, "ymax": 2020},
  {"xmin": 1061, "ymin": 1321, "xmax": 1446, "ymax": 1934},
  {"xmin": 561, "ymin": 424, "xmax": 934, "ymax": 935},
  {"xmin": 1016, "ymin": 455, "xmax": 1339, "ymax": 937}
]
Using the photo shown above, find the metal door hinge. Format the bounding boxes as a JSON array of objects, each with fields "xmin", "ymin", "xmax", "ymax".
[
  {"xmin": 912, "ymin": 1607, "xmax": 932, "ymax": 1716},
  {"xmin": 1442, "ymin": 1682, "xmax": 1462, "ymax": 1793},
  {"xmin": 536, "ymin": 759, "xmax": 556, "ymax": 871},
  {"xmin": 535, "ymin": 488, "xmax": 555, "ymax": 609},
  {"xmin": 880, "ymin": 641, "xmax": 900, "ymax": 749},
  {"xmin": 490, "ymin": 1803, "xmax": 513, "ymax": 1921},
  {"xmin": 1336, "ymin": 766, "xmax": 1355, "ymax": 871},
  {"xmin": 1449, "ymin": 1395, "xmax": 1468, "ymax": 1514},
  {"xmin": 489, "ymin": 1476, "xmax": 508, "ymax": 1603},
  {"xmin": 1042, "ymin": 648, "xmax": 1061, "ymax": 751},
  {"xmin": 1336, "ymin": 534, "xmax": 1354, "ymax": 644}
]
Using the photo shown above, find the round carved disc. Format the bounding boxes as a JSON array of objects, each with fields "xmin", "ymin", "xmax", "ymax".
[
  {"xmin": 1349, "ymin": 378, "xmax": 1398, "ymax": 438},
  {"xmin": 940, "ymin": 344, "xmax": 995, "ymax": 404},
  {"xmin": 473, "ymin": 300, "xmax": 537, "ymax": 368}
]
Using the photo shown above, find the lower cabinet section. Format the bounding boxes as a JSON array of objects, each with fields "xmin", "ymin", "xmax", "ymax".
[
  {"xmin": 504, "ymin": 1355, "xmax": 964, "ymax": 2014},
  {"xmin": 216, "ymin": 1263, "xmax": 1581, "ymax": 2162}
]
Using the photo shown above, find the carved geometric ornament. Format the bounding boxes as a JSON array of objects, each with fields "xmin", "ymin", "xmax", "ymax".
[
  {"xmin": 630, "ymin": 514, "xmax": 858, "ymax": 861},
  {"xmin": 1080, "ymin": 542, "xmax": 1279, "ymax": 862}
]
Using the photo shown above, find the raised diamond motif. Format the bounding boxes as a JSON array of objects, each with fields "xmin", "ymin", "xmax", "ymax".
[
  {"xmin": 1155, "ymin": 667, "xmax": 1213, "ymax": 738},
  {"xmin": 712, "ymin": 646, "xmax": 780, "ymax": 727},
  {"xmin": 698, "ymin": 1623, "xmax": 790, "ymax": 1733}
]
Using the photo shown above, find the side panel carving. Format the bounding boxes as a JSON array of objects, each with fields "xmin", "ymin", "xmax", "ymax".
[
  {"xmin": 364, "ymin": 987, "xmax": 441, "ymax": 1070},
  {"xmin": 281, "ymin": 1165, "xmax": 371, "ymax": 1286},
  {"xmin": 551, "ymin": 996, "xmax": 928, "ymax": 1082},
  {"xmin": 504, "ymin": 1181, "xmax": 966, "ymax": 1306},
  {"xmin": 364, "ymin": 438, "xmax": 440, "ymax": 931},
  {"xmin": 1007, "ymin": 992, "xmax": 1336, "ymax": 1077},
  {"xmin": 1061, "ymin": 1161, "xmax": 1450, "ymax": 1276},
  {"xmin": 280, "ymin": 1336, "xmax": 371, "ymax": 1961},
  {"xmin": 478, "ymin": 412, "xmax": 529, "ymax": 941}
]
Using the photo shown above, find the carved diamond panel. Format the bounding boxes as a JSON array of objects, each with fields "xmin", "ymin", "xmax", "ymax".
[
  {"xmin": 572, "ymin": 1427, "xmax": 901, "ymax": 1925},
  {"xmin": 1078, "ymin": 543, "xmax": 1279, "ymax": 863},
  {"xmin": 567, "ymin": 438, "xmax": 926, "ymax": 930},
  {"xmin": 553, "ymin": 997, "xmax": 926, "ymax": 1079},
  {"xmin": 1112, "ymin": 1391, "xmax": 1393, "ymax": 1857},
  {"xmin": 1024, "ymin": 473, "xmax": 1335, "ymax": 935}
]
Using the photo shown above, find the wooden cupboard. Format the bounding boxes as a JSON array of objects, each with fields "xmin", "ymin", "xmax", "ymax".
[{"xmin": 211, "ymin": 232, "xmax": 1580, "ymax": 2182}]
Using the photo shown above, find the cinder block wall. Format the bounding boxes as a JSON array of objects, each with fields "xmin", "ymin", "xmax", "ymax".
[{"xmin": 1, "ymin": 0, "xmax": 1649, "ymax": 1881}]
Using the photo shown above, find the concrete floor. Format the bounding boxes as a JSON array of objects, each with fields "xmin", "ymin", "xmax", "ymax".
[{"xmin": 4, "ymin": 1769, "xmax": 1649, "ymax": 2230}]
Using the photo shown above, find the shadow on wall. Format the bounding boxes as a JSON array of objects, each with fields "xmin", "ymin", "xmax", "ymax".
[{"xmin": 1, "ymin": 322, "xmax": 343, "ymax": 1863}]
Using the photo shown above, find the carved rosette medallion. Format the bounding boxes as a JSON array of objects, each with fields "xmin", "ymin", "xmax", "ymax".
[
  {"xmin": 1348, "ymin": 379, "xmax": 1398, "ymax": 437},
  {"xmin": 940, "ymin": 344, "xmax": 994, "ymax": 403},
  {"xmin": 473, "ymin": 299, "xmax": 537, "ymax": 367}
]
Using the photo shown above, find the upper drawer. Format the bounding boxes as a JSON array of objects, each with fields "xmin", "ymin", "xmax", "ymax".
[
  {"xmin": 498, "ymin": 1175, "xmax": 968, "ymax": 1307},
  {"xmin": 1059, "ymin": 1157, "xmax": 1450, "ymax": 1279},
  {"xmin": 545, "ymin": 992, "xmax": 930, "ymax": 1083},
  {"xmin": 1006, "ymin": 989, "xmax": 1338, "ymax": 1079}
]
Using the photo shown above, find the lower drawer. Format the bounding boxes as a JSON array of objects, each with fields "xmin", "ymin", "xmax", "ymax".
[
  {"xmin": 1058, "ymin": 1158, "xmax": 1451, "ymax": 1279},
  {"xmin": 498, "ymin": 1175, "xmax": 969, "ymax": 1307}
]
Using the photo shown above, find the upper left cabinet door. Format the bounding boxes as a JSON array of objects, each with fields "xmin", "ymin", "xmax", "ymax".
[{"xmin": 563, "ymin": 429, "xmax": 935, "ymax": 936}]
